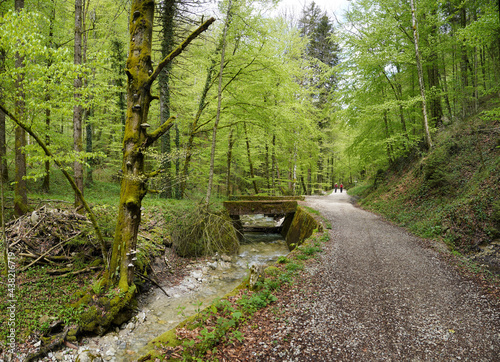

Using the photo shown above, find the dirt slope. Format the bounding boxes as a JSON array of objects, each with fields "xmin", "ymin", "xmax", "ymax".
[{"xmin": 237, "ymin": 192, "xmax": 500, "ymax": 361}]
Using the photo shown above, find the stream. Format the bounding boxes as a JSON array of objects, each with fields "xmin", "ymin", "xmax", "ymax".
[{"xmin": 70, "ymin": 215, "xmax": 289, "ymax": 362}]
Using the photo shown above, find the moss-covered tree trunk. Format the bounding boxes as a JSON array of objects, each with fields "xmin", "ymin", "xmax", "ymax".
[{"xmin": 107, "ymin": 0, "xmax": 214, "ymax": 290}]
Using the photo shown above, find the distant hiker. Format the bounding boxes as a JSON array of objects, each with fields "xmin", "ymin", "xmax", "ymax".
[
  {"xmin": 340, "ymin": 183, "xmax": 343, "ymax": 193},
  {"xmin": 334, "ymin": 183, "xmax": 338, "ymax": 193}
]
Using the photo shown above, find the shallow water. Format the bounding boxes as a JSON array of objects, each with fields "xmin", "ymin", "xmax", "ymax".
[{"xmin": 78, "ymin": 225, "xmax": 289, "ymax": 361}]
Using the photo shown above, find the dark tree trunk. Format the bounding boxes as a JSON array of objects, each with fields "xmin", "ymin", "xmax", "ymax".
[
  {"xmin": 0, "ymin": 48, "xmax": 8, "ymax": 185},
  {"xmin": 383, "ymin": 110, "xmax": 394, "ymax": 165},
  {"xmin": 174, "ymin": 124, "xmax": 180, "ymax": 198},
  {"xmin": 271, "ymin": 134, "xmax": 277, "ymax": 195},
  {"xmin": 460, "ymin": 7, "xmax": 470, "ymax": 118},
  {"xmin": 265, "ymin": 142, "xmax": 270, "ymax": 192},
  {"xmin": 14, "ymin": 0, "xmax": 27, "ymax": 217},
  {"xmin": 159, "ymin": 0, "xmax": 176, "ymax": 199},
  {"xmin": 73, "ymin": 0, "xmax": 84, "ymax": 210},
  {"xmin": 244, "ymin": 123, "xmax": 258, "ymax": 195}
]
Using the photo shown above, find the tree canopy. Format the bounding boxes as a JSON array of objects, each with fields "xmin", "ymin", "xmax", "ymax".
[{"xmin": 0, "ymin": 0, "xmax": 497, "ymax": 203}]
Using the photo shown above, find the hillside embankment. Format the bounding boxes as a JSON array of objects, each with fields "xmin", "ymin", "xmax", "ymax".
[{"xmin": 350, "ymin": 114, "xmax": 500, "ymax": 280}]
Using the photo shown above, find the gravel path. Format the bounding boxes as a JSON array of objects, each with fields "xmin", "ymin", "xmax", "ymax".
[{"xmin": 257, "ymin": 192, "xmax": 500, "ymax": 361}]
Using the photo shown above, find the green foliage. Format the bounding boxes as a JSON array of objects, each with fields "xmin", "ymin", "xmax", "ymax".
[
  {"xmin": 0, "ymin": 265, "xmax": 92, "ymax": 341},
  {"xmin": 277, "ymin": 256, "xmax": 288, "ymax": 264},
  {"xmin": 285, "ymin": 261, "xmax": 304, "ymax": 272},
  {"xmin": 357, "ymin": 111, "xmax": 500, "ymax": 252}
]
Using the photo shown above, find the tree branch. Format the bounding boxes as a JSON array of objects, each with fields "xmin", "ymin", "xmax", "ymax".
[
  {"xmin": 143, "ymin": 115, "xmax": 176, "ymax": 148},
  {"xmin": 0, "ymin": 103, "xmax": 109, "ymax": 264},
  {"xmin": 147, "ymin": 17, "xmax": 216, "ymax": 87}
]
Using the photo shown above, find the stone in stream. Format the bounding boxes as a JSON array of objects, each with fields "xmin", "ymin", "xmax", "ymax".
[{"xmin": 137, "ymin": 311, "xmax": 146, "ymax": 323}]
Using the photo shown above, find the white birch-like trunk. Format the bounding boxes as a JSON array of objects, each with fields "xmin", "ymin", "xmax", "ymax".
[{"xmin": 410, "ymin": 0, "xmax": 433, "ymax": 149}]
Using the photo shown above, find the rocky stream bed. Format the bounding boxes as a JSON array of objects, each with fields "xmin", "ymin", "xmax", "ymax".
[{"xmin": 34, "ymin": 215, "xmax": 289, "ymax": 362}]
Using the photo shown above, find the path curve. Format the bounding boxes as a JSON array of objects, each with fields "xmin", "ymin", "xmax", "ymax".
[{"xmin": 262, "ymin": 192, "xmax": 500, "ymax": 360}]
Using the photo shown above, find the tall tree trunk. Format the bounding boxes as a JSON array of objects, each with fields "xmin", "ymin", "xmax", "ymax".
[
  {"xmin": 271, "ymin": 134, "xmax": 277, "ymax": 195},
  {"xmin": 0, "ymin": 48, "xmax": 8, "ymax": 184},
  {"xmin": 206, "ymin": 0, "xmax": 232, "ymax": 205},
  {"xmin": 440, "ymin": 51, "xmax": 453, "ymax": 121},
  {"xmin": 111, "ymin": 39, "xmax": 126, "ymax": 137},
  {"xmin": 107, "ymin": 0, "xmax": 214, "ymax": 290},
  {"xmin": 226, "ymin": 127, "xmax": 234, "ymax": 197},
  {"xmin": 180, "ymin": 42, "xmax": 222, "ymax": 198},
  {"xmin": 14, "ymin": 0, "xmax": 27, "ymax": 217},
  {"xmin": 244, "ymin": 123, "xmax": 258, "ymax": 195},
  {"xmin": 425, "ymin": 8, "xmax": 443, "ymax": 128},
  {"xmin": 159, "ymin": 0, "xmax": 175, "ymax": 199},
  {"xmin": 73, "ymin": 0, "xmax": 84, "ymax": 210},
  {"xmin": 84, "ymin": 9, "xmax": 95, "ymax": 187},
  {"xmin": 42, "ymin": 5, "xmax": 54, "ymax": 192},
  {"xmin": 174, "ymin": 124, "xmax": 180, "ymax": 198},
  {"xmin": 460, "ymin": 7, "xmax": 470, "ymax": 118},
  {"xmin": 383, "ymin": 110, "xmax": 394, "ymax": 165},
  {"xmin": 265, "ymin": 142, "xmax": 270, "ymax": 193},
  {"xmin": 307, "ymin": 167, "xmax": 312, "ymax": 195},
  {"xmin": 410, "ymin": 0, "xmax": 433, "ymax": 149}
]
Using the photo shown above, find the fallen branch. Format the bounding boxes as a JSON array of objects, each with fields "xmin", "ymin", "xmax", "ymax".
[
  {"xmin": 19, "ymin": 253, "xmax": 72, "ymax": 261},
  {"xmin": 47, "ymin": 265, "xmax": 103, "ymax": 277},
  {"xmin": 20, "ymin": 232, "xmax": 82, "ymax": 271},
  {"xmin": 134, "ymin": 271, "xmax": 170, "ymax": 297}
]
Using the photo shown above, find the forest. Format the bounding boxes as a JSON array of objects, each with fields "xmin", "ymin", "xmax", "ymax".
[{"xmin": 0, "ymin": 0, "xmax": 499, "ymax": 360}]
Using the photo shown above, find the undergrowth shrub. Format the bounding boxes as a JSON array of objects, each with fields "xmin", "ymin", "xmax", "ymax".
[
  {"xmin": 171, "ymin": 204, "xmax": 239, "ymax": 257},
  {"xmin": 421, "ymin": 147, "xmax": 451, "ymax": 190}
]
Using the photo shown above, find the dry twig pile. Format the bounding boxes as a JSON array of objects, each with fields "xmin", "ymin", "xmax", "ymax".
[{"xmin": 6, "ymin": 206, "xmax": 104, "ymax": 274}]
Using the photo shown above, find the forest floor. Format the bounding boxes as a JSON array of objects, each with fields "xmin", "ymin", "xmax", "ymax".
[
  {"xmin": 3, "ymin": 191, "xmax": 500, "ymax": 361},
  {"xmin": 209, "ymin": 192, "xmax": 500, "ymax": 361}
]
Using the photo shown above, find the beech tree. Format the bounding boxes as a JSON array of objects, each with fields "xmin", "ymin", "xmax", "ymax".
[
  {"xmin": 410, "ymin": 0, "xmax": 432, "ymax": 149},
  {"xmin": 106, "ymin": 0, "xmax": 214, "ymax": 290}
]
